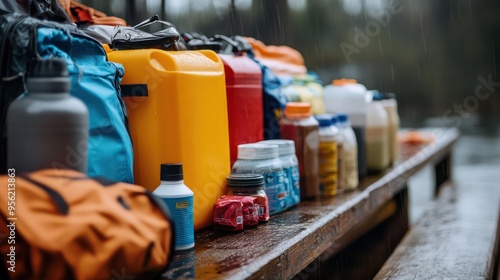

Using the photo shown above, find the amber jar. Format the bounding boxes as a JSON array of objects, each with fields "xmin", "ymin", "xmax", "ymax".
[{"xmin": 279, "ymin": 102, "xmax": 320, "ymax": 199}]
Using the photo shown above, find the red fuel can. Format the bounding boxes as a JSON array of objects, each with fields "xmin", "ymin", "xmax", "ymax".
[{"xmin": 219, "ymin": 54, "xmax": 263, "ymax": 167}]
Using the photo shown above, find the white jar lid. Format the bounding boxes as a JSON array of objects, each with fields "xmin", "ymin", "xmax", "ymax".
[
  {"xmin": 258, "ymin": 140, "xmax": 295, "ymax": 156},
  {"xmin": 237, "ymin": 143, "xmax": 279, "ymax": 160}
]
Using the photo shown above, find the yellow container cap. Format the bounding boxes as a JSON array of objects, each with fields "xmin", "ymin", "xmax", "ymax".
[
  {"xmin": 333, "ymin": 78, "xmax": 357, "ymax": 86},
  {"xmin": 285, "ymin": 102, "xmax": 312, "ymax": 118}
]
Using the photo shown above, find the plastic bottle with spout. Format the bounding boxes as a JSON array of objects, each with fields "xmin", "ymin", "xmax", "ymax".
[{"xmin": 7, "ymin": 58, "xmax": 89, "ymax": 173}]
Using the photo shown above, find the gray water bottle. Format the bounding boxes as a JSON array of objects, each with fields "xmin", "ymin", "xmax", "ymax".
[{"xmin": 7, "ymin": 58, "xmax": 89, "ymax": 173}]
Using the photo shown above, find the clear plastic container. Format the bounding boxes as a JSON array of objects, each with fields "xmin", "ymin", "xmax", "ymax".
[
  {"xmin": 279, "ymin": 102, "xmax": 320, "ymax": 199},
  {"xmin": 381, "ymin": 93, "xmax": 400, "ymax": 166},
  {"xmin": 366, "ymin": 91, "xmax": 390, "ymax": 173},
  {"xmin": 259, "ymin": 139, "xmax": 300, "ymax": 207},
  {"xmin": 322, "ymin": 78, "xmax": 368, "ymax": 180},
  {"xmin": 232, "ymin": 143, "xmax": 288, "ymax": 215},
  {"xmin": 336, "ymin": 114, "xmax": 359, "ymax": 192}
]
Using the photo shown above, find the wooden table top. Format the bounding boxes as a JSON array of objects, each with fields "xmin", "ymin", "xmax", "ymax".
[{"xmin": 162, "ymin": 127, "xmax": 460, "ymax": 280}]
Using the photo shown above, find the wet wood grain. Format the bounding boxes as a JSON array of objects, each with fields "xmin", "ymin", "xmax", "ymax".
[
  {"xmin": 162, "ymin": 128, "xmax": 459, "ymax": 280},
  {"xmin": 374, "ymin": 181, "xmax": 500, "ymax": 280}
]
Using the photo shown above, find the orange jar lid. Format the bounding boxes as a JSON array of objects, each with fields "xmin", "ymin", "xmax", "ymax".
[
  {"xmin": 285, "ymin": 102, "xmax": 312, "ymax": 118},
  {"xmin": 332, "ymin": 78, "xmax": 357, "ymax": 86}
]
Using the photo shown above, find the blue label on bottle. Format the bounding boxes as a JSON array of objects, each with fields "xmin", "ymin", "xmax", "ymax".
[
  {"xmin": 161, "ymin": 196, "xmax": 194, "ymax": 250},
  {"xmin": 287, "ymin": 165, "xmax": 300, "ymax": 206},
  {"xmin": 263, "ymin": 170, "xmax": 288, "ymax": 215},
  {"xmin": 282, "ymin": 169, "xmax": 292, "ymax": 209}
]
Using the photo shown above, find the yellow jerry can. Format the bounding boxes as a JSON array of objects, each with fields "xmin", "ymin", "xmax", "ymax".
[{"xmin": 108, "ymin": 49, "xmax": 230, "ymax": 231}]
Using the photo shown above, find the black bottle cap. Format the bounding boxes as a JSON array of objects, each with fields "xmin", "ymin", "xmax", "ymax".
[
  {"xmin": 227, "ymin": 174, "xmax": 264, "ymax": 188},
  {"xmin": 160, "ymin": 163, "xmax": 183, "ymax": 181},
  {"xmin": 27, "ymin": 58, "xmax": 69, "ymax": 78}
]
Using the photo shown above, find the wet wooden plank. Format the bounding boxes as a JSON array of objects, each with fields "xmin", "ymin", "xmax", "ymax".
[
  {"xmin": 162, "ymin": 128, "xmax": 459, "ymax": 280},
  {"xmin": 374, "ymin": 181, "xmax": 500, "ymax": 280}
]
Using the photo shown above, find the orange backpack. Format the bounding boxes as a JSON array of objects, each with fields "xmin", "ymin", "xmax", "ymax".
[{"xmin": 0, "ymin": 169, "xmax": 174, "ymax": 280}]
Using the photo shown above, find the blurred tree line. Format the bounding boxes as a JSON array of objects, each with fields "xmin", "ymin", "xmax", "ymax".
[{"xmin": 80, "ymin": 0, "xmax": 499, "ymax": 128}]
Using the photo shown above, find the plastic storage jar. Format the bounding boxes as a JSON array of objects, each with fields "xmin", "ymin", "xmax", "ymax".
[
  {"xmin": 381, "ymin": 93, "xmax": 400, "ymax": 166},
  {"xmin": 232, "ymin": 143, "xmax": 288, "ymax": 215},
  {"xmin": 336, "ymin": 114, "xmax": 359, "ymax": 192},
  {"xmin": 259, "ymin": 139, "xmax": 300, "ymax": 207},
  {"xmin": 226, "ymin": 174, "xmax": 270, "ymax": 222},
  {"xmin": 366, "ymin": 90, "xmax": 390, "ymax": 173}
]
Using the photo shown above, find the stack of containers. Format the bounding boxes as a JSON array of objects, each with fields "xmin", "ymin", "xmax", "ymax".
[
  {"xmin": 323, "ymin": 79, "xmax": 368, "ymax": 180},
  {"xmin": 107, "ymin": 49, "xmax": 230, "ymax": 231},
  {"xmin": 336, "ymin": 114, "xmax": 359, "ymax": 192},
  {"xmin": 280, "ymin": 102, "xmax": 320, "ymax": 199},
  {"xmin": 366, "ymin": 90, "xmax": 390, "ymax": 173}
]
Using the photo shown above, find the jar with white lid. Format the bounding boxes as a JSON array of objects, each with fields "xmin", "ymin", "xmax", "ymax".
[
  {"xmin": 259, "ymin": 139, "xmax": 300, "ymax": 207},
  {"xmin": 232, "ymin": 143, "xmax": 288, "ymax": 215}
]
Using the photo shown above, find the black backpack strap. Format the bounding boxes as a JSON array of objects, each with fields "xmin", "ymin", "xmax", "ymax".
[{"xmin": 18, "ymin": 174, "xmax": 69, "ymax": 215}]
